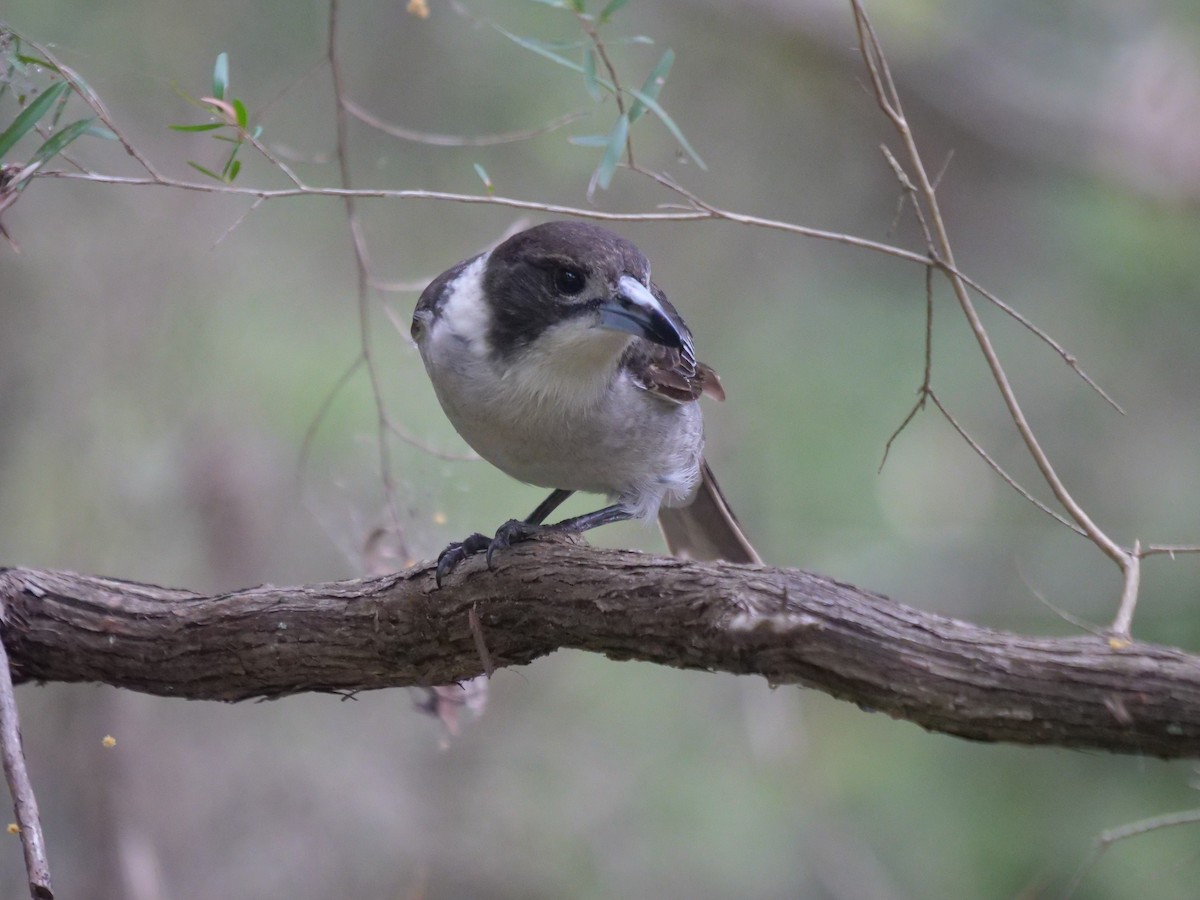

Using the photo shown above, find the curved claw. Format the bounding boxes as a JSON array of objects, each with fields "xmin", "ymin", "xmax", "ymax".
[
  {"xmin": 485, "ymin": 519, "xmax": 544, "ymax": 569},
  {"xmin": 434, "ymin": 532, "xmax": 490, "ymax": 588}
]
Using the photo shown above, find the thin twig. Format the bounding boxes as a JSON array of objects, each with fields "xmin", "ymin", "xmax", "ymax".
[
  {"xmin": 327, "ymin": 0, "xmax": 403, "ymax": 532},
  {"xmin": 1140, "ymin": 544, "xmax": 1200, "ymax": 558},
  {"xmin": 575, "ymin": 12, "xmax": 634, "ymax": 170},
  {"xmin": 1065, "ymin": 809, "xmax": 1200, "ymax": 899},
  {"xmin": 0, "ymin": 629, "xmax": 54, "ymax": 899},
  {"xmin": 14, "ymin": 31, "xmax": 162, "ymax": 181},
  {"xmin": 879, "ymin": 260, "xmax": 935, "ymax": 471},
  {"xmin": 927, "ymin": 391, "xmax": 1085, "ymax": 537},
  {"xmin": 849, "ymin": 1, "xmax": 1135, "ymax": 618}
]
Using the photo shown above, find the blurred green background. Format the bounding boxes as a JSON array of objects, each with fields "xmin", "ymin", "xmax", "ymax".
[{"xmin": 3, "ymin": 0, "xmax": 1200, "ymax": 897}]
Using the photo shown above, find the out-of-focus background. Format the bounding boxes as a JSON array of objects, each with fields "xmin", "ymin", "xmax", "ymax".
[{"xmin": 3, "ymin": 0, "xmax": 1200, "ymax": 897}]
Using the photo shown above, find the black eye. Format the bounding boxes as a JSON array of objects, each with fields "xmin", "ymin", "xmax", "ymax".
[{"xmin": 554, "ymin": 267, "xmax": 586, "ymax": 295}]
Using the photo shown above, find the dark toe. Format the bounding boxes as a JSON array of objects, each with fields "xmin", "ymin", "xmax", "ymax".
[
  {"xmin": 486, "ymin": 519, "xmax": 543, "ymax": 569},
  {"xmin": 434, "ymin": 533, "xmax": 490, "ymax": 587}
]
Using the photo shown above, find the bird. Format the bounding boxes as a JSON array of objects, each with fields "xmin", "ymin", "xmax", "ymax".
[{"xmin": 411, "ymin": 220, "xmax": 759, "ymax": 586}]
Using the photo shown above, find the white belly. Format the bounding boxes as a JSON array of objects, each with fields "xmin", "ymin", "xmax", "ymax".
[{"xmin": 420, "ymin": 323, "xmax": 703, "ymax": 520}]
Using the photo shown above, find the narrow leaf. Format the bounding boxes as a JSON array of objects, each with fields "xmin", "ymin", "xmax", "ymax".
[
  {"xmin": 599, "ymin": 0, "xmax": 630, "ymax": 23},
  {"xmin": 232, "ymin": 97, "xmax": 248, "ymax": 130},
  {"xmin": 625, "ymin": 81, "xmax": 706, "ymax": 170},
  {"xmin": 0, "ymin": 80, "xmax": 69, "ymax": 160},
  {"xmin": 85, "ymin": 123, "xmax": 118, "ymax": 140},
  {"xmin": 627, "ymin": 48, "xmax": 673, "ymax": 123},
  {"xmin": 568, "ymin": 134, "xmax": 610, "ymax": 147},
  {"xmin": 494, "ymin": 25, "xmax": 586, "ymax": 76},
  {"xmin": 168, "ymin": 122, "xmax": 224, "ymax": 132},
  {"xmin": 212, "ymin": 52, "xmax": 229, "ymax": 101},
  {"xmin": 28, "ymin": 117, "xmax": 95, "ymax": 167},
  {"xmin": 227, "ymin": 158, "xmax": 241, "ymax": 182},
  {"xmin": 472, "ymin": 162, "xmax": 493, "ymax": 193},
  {"xmin": 582, "ymin": 49, "xmax": 602, "ymax": 101},
  {"xmin": 593, "ymin": 113, "xmax": 628, "ymax": 191},
  {"xmin": 187, "ymin": 160, "xmax": 223, "ymax": 181}
]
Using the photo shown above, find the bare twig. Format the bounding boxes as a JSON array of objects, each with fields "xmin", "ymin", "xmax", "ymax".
[
  {"xmin": 849, "ymin": 0, "xmax": 1137, "ymax": 632},
  {"xmin": 928, "ymin": 391, "xmax": 1085, "ymax": 537},
  {"xmin": 1065, "ymin": 808, "xmax": 1200, "ymax": 898},
  {"xmin": 327, "ymin": 0, "xmax": 403, "ymax": 531},
  {"xmin": 0, "ymin": 628, "xmax": 54, "ymax": 899},
  {"xmin": 879, "ymin": 260, "xmax": 935, "ymax": 470}
]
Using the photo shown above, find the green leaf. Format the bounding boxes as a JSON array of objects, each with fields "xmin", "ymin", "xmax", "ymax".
[
  {"xmin": 0, "ymin": 80, "xmax": 69, "ymax": 160},
  {"xmin": 568, "ymin": 0, "xmax": 586, "ymax": 11},
  {"xmin": 582, "ymin": 49, "xmax": 602, "ymax": 101},
  {"xmin": 168, "ymin": 122, "xmax": 224, "ymax": 132},
  {"xmin": 625, "ymin": 79, "xmax": 706, "ymax": 170},
  {"xmin": 85, "ymin": 123, "xmax": 118, "ymax": 141},
  {"xmin": 568, "ymin": 134, "xmax": 610, "ymax": 147},
  {"xmin": 593, "ymin": 113, "xmax": 628, "ymax": 191},
  {"xmin": 226, "ymin": 158, "xmax": 241, "ymax": 182},
  {"xmin": 28, "ymin": 117, "xmax": 94, "ymax": 167},
  {"xmin": 187, "ymin": 160, "xmax": 223, "ymax": 181},
  {"xmin": 599, "ymin": 0, "xmax": 630, "ymax": 23},
  {"xmin": 627, "ymin": 48, "xmax": 672, "ymax": 123},
  {"xmin": 494, "ymin": 25, "xmax": 586, "ymax": 76},
  {"xmin": 212, "ymin": 52, "xmax": 229, "ymax": 101},
  {"xmin": 472, "ymin": 162, "xmax": 493, "ymax": 193},
  {"xmin": 232, "ymin": 97, "xmax": 248, "ymax": 130}
]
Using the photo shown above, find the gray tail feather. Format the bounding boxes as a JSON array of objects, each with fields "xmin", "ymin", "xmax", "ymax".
[{"xmin": 657, "ymin": 459, "xmax": 761, "ymax": 564}]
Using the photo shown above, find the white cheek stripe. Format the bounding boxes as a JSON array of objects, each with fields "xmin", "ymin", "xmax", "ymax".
[{"xmin": 437, "ymin": 252, "xmax": 492, "ymax": 351}]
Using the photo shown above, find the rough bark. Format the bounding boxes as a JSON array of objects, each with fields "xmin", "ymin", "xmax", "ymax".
[{"xmin": 1, "ymin": 540, "xmax": 1198, "ymax": 758}]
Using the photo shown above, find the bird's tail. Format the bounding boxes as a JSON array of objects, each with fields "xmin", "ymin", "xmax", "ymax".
[{"xmin": 657, "ymin": 459, "xmax": 761, "ymax": 564}]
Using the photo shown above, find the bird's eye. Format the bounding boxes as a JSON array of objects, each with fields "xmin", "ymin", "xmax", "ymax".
[{"xmin": 554, "ymin": 267, "xmax": 586, "ymax": 296}]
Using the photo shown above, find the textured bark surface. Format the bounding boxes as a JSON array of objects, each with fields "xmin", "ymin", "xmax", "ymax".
[{"xmin": 2, "ymin": 541, "xmax": 1199, "ymax": 758}]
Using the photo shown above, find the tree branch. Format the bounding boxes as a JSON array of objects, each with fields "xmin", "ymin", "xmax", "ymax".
[{"xmin": 2, "ymin": 542, "xmax": 1198, "ymax": 759}]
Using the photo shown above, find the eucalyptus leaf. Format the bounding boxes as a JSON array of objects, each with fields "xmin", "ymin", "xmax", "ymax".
[
  {"xmin": 583, "ymin": 49, "xmax": 602, "ymax": 101},
  {"xmin": 599, "ymin": 0, "xmax": 630, "ymax": 23},
  {"xmin": 28, "ymin": 117, "xmax": 95, "ymax": 167},
  {"xmin": 168, "ymin": 122, "xmax": 223, "ymax": 132},
  {"xmin": 0, "ymin": 80, "xmax": 69, "ymax": 160},
  {"xmin": 627, "ymin": 48, "xmax": 672, "ymax": 123},
  {"xmin": 472, "ymin": 162, "xmax": 493, "ymax": 193},
  {"xmin": 212, "ymin": 52, "xmax": 229, "ymax": 101},
  {"xmin": 593, "ymin": 113, "xmax": 628, "ymax": 191},
  {"xmin": 568, "ymin": 134, "xmax": 610, "ymax": 147},
  {"xmin": 625, "ymin": 80, "xmax": 705, "ymax": 170},
  {"xmin": 187, "ymin": 160, "xmax": 222, "ymax": 181},
  {"xmin": 494, "ymin": 25, "xmax": 586, "ymax": 77}
]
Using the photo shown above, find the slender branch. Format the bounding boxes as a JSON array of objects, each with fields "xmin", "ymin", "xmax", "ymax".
[
  {"xmin": 2, "ymin": 549, "xmax": 1199, "ymax": 759},
  {"xmin": 327, "ymin": 0, "xmax": 403, "ymax": 532},
  {"xmin": 0, "ymin": 621, "xmax": 53, "ymax": 899},
  {"xmin": 849, "ymin": 0, "xmax": 1136, "ymax": 629}
]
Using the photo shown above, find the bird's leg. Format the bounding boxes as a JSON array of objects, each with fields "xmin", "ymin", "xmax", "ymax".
[
  {"xmin": 484, "ymin": 489, "xmax": 577, "ymax": 567},
  {"xmin": 485, "ymin": 502, "xmax": 633, "ymax": 567},
  {"xmin": 434, "ymin": 489, "xmax": 574, "ymax": 587}
]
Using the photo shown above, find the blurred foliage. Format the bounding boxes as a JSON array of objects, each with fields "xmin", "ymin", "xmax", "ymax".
[{"xmin": 3, "ymin": 0, "xmax": 1200, "ymax": 897}]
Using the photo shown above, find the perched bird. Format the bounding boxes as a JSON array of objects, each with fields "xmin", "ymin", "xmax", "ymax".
[{"xmin": 411, "ymin": 221, "xmax": 759, "ymax": 585}]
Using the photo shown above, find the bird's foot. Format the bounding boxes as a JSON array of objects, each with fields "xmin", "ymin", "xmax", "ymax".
[
  {"xmin": 434, "ymin": 532, "xmax": 491, "ymax": 587},
  {"xmin": 485, "ymin": 519, "xmax": 546, "ymax": 569},
  {"xmin": 433, "ymin": 520, "xmax": 549, "ymax": 587}
]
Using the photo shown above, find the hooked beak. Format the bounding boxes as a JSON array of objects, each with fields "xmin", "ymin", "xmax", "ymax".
[{"xmin": 598, "ymin": 275, "xmax": 686, "ymax": 352}]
